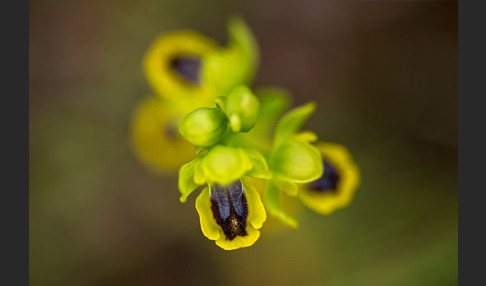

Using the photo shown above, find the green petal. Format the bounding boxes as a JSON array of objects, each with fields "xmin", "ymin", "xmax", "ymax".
[
  {"xmin": 242, "ymin": 148, "xmax": 271, "ymax": 179},
  {"xmin": 270, "ymin": 137, "xmax": 323, "ymax": 183},
  {"xmin": 178, "ymin": 156, "xmax": 203, "ymax": 203},
  {"xmin": 179, "ymin": 107, "xmax": 228, "ymax": 146},
  {"xmin": 195, "ymin": 187, "xmax": 222, "ymax": 240},
  {"xmin": 263, "ymin": 180, "xmax": 299, "ymax": 228},
  {"xmin": 217, "ymin": 85, "xmax": 260, "ymax": 133},
  {"xmin": 200, "ymin": 145, "xmax": 252, "ymax": 184},
  {"xmin": 274, "ymin": 102, "xmax": 316, "ymax": 145}
]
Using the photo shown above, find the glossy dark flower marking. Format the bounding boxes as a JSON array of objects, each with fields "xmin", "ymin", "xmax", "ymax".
[
  {"xmin": 210, "ymin": 181, "xmax": 248, "ymax": 240},
  {"xmin": 170, "ymin": 55, "xmax": 201, "ymax": 85},
  {"xmin": 307, "ymin": 159, "xmax": 340, "ymax": 193}
]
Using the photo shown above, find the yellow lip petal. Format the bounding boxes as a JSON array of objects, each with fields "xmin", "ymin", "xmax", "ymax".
[
  {"xmin": 215, "ymin": 226, "xmax": 261, "ymax": 251},
  {"xmin": 195, "ymin": 187, "xmax": 222, "ymax": 241},
  {"xmin": 298, "ymin": 142, "xmax": 361, "ymax": 215},
  {"xmin": 242, "ymin": 179, "xmax": 267, "ymax": 229},
  {"xmin": 195, "ymin": 180, "xmax": 267, "ymax": 250}
]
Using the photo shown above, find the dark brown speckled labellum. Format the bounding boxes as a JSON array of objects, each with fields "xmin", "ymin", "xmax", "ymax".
[{"xmin": 210, "ymin": 180, "xmax": 249, "ymax": 240}]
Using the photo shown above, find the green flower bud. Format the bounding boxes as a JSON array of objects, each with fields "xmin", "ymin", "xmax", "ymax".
[
  {"xmin": 216, "ymin": 85, "xmax": 259, "ymax": 133},
  {"xmin": 179, "ymin": 107, "xmax": 227, "ymax": 146}
]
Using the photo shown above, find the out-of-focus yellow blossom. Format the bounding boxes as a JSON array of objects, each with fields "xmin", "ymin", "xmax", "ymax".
[
  {"xmin": 133, "ymin": 17, "xmax": 260, "ymax": 176},
  {"xmin": 143, "ymin": 31, "xmax": 217, "ymax": 111},
  {"xmin": 298, "ymin": 142, "xmax": 360, "ymax": 215},
  {"xmin": 143, "ymin": 16, "xmax": 258, "ymax": 114},
  {"xmin": 130, "ymin": 96, "xmax": 195, "ymax": 173}
]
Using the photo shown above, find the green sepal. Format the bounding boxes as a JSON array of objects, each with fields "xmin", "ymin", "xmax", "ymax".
[
  {"xmin": 226, "ymin": 15, "xmax": 259, "ymax": 84},
  {"xmin": 242, "ymin": 148, "xmax": 271, "ymax": 179},
  {"xmin": 252, "ymin": 87, "xmax": 291, "ymax": 135},
  {"xmin": 274, "ymin": 102, "xmax": 316, "ymax": 145},
  {"xmin": 200, "ymin": 145, "xmax": 252, "ymax": 184},
  {"xmin": 216, "ymin": 85, "xmax": 259, "ymax": 133},
  {"xmin": 270, "ymin": 137, "xmax": 323, "ymax": 183},
  {"xmin": 179, "ymin": 107, "xmax": 227, "ymax": 147},
  {"xmin": 179, "ymin": 156, "xmax": 203, "ymax": 203},
  {"xmin": 193, "ymin": 159, "xmax": 207, "ymax": 185},
  {"xmin": 202, "ymin": 50, "xmax": 241, "ymax": 96},
  {"xmin": 263, "ymin": 180, "xmax": 299, "ymax": 228},
  {"xmin": 201, "ymin": 17, "xmax": 258, "ymax": 96}
]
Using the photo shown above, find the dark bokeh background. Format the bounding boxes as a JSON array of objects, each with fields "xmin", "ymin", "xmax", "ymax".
[{"xmin": 29, "ymin": 0, "xmax": 457, "ymax": 285}]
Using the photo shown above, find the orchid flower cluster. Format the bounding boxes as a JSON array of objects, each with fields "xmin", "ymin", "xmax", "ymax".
[{"xmin": 130, "ymin": 17, "xmax": 360, "ymax": 250}]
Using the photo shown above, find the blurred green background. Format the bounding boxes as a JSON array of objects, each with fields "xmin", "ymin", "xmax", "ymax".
[{"xmin": 29, "ymin": 0, "xmax": 457, "ymax": 285}]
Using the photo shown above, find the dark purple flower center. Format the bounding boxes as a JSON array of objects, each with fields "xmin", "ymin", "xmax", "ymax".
[
  {"xmin": 170, "ymin": 55, "xmax": 201, "ymax": 85},
  {"xmin": 210, "ymin": 181, "xmax": 248, "ymax": 240},
  {"xmin": 307, "ymin": 159, "xmax": 340, "ymax": 193}
]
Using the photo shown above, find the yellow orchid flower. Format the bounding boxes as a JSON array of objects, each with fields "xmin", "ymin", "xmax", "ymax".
[
  {"xmin": 179, "ymin": 145, "xmax": 270, "ymax": 250},
  {"xmin": 143, "ymin": 30, "xmax": 217, "ymax": 110},
  {"xmin": 298, "ymin": 142, "xmax": 361, "ymax": 215}
]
